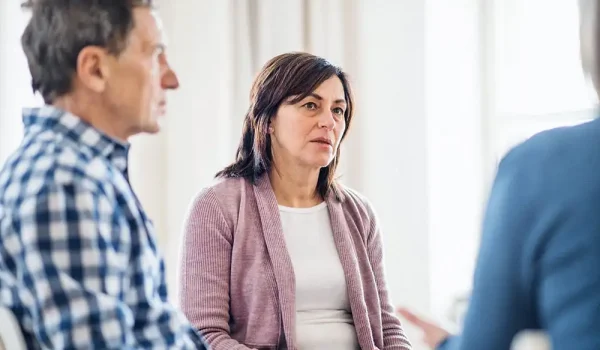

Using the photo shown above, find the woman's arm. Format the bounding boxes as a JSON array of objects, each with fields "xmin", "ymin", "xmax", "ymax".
[
  {"xmin": 178, "ymin": 187, "xmax": 254, "ymax": 350},
  {"xmin": 365, "ymin": 205, "xmax": 413, "ymax": 350}
]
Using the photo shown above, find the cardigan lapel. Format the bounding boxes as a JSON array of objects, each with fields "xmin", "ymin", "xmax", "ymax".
[
  {"xmin": 253, "ymin": 174, "xmax": 297, "ymax": 349},
  {"xmin": 326, "ymin": 194, "xmax": 376, "ymax": 349}
]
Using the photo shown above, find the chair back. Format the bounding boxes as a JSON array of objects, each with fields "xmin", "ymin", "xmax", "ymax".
[
  {"xmin": 511, "ymin": 330, "xmax": 551, "ymax": 350},
  {"xmin": 0, "ymin": 307, "xmax": 26, "ymax": 350}
]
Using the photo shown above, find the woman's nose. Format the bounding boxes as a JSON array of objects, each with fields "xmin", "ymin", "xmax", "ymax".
[{"xmin": 317, "ymin": 111, "xmax": 335, "ymax": 129}]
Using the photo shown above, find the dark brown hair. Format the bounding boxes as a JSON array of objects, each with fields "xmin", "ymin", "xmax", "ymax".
[
  {"xmin": 216, "ymin": 52, "xmax": 355, "ymax": 200},
  {"xmin": 20, "ymin": 0, "xmax": 154, "ymax": 104}
]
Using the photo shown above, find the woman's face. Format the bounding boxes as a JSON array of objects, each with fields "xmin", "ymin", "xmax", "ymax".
[{"xmin": 269, "ymin": 76, "xmax": 347, "ymax": 170}]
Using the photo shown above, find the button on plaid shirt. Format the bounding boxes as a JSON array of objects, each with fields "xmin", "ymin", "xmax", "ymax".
[{"xmin": 0, "ymin": 106, "xmax": 208, "ymax": 349}]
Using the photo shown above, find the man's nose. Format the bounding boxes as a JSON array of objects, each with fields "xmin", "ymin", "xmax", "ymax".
[{"xmin": 161, "ymin": 65, "xmax": 179, "ymax": 90}]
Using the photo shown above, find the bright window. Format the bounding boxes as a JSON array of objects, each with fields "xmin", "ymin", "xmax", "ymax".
[{"xmin": 487, "ymin": 0, "xmax": 597, "ymax": 162}]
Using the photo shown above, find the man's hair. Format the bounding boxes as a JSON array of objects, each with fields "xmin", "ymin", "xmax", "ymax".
[{"xmin": 20, "ymin": 0, "xmax": 154, "ymax": 104}]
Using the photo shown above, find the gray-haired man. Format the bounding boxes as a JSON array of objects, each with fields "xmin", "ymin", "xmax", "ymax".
[{"xmin": 0, "ymin": 1, "xmax": 208, "ymax": 348}]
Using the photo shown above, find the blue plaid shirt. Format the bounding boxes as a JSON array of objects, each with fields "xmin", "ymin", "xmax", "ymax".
[{"xmin": 0, "ymin": 106, "xmax": 208, "ymax": 349}]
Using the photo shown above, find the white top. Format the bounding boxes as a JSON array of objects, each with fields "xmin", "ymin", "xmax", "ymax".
[{"xmin": 279, "ymin": 202, "xmax": 360, "ymax": 350}]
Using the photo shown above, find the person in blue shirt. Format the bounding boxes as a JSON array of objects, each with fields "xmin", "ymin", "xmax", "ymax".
[
  {"xmin": 398, "ymin": 0, "xmax": 600, "ymax": 349},
  {"xmin": 0, "ymin": 1, "xmax": 207, "ymax": 349}
]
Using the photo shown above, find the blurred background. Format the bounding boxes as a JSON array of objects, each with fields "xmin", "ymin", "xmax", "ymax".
[{"xmin": 1, "ymin": 1, "xmax": 597, "ymax": 349}]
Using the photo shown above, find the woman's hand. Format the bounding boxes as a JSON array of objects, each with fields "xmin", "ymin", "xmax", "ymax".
[{"xmin": 396, "ymin": 307, "xmax": 451, "ymax": 349}]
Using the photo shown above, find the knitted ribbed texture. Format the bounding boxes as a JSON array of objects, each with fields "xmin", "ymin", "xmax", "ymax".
[{"xmin": 178, "ymin": 175, "xmax": 412, "ymax": 350}]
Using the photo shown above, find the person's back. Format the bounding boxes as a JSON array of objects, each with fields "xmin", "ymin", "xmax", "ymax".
[
  {"xmin": 514, "ymin": 120, "xmax": 600, "ymax": 344},
  {"xmin": 397, "ymin": 1, "xmax": 600, "ymax": 347},
  {"xmin": 399, "ymin": 106, "xmax": 600, "ymax": 350},
  {"xmin": 0, "ymin": 1, "xmax": 206, "ymax": 348},
  {"xmin": 439, "ymin": 118, "xmax": 600, "ymax": 349},
  {"xmin": 510, "ymin": 117, "xmax": 600, "ymax": 348}
]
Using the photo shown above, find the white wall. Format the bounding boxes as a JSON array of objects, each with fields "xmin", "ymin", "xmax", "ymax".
[
  {"xmin": 1, "ymin": 2, "xmax": 487, "ymax": 349},
  {"xmin": 425, "ymin": 0, "xmax": 484, "ymax": 318},
  {"xmin": 2, "ymin": 2, "xmax": 595, "ymax": 348},
  {"xmin": 153, "ymin": 2, "xmax": 485, "ymax": 346},
  {"xmin": 354, "ymin": 0, "xmax": 431, "ymax": 315},
  {"xmin": 0, "ymin": 5, "xmax": 39, "ymax": 164},
  {"xmin": 152, "ymin": 0, "xmax": 439, "ymax": 317}
]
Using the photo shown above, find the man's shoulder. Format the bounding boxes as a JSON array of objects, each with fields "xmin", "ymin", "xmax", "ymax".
[{"xmin": 0, "ymin": 134, "xmax": 108, "ymax": 208}]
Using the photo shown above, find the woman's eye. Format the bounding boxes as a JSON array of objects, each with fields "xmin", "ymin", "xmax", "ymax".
[
  {"xmin": 304, "ymin": 102, "xmax": 318, "ymax": 110},
  {"xmin": 333, "ymin": 107, "xmax": 345, "ymax": 115}
]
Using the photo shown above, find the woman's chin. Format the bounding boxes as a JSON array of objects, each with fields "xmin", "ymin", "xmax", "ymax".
[{"xmin": 308, "ymin": 156, "xmax": 335, "ymax": 169}]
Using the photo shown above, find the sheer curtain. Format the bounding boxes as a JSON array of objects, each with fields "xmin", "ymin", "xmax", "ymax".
[
  {"xmin": 1, "ymin": 3, "xmax": 490, "ymax": 348},
  {"xmin": 0, "ymin": 4, "xmax": 42, "ymax": 164},
  {"xmin": 144, "ymin": 0, "xmax": 366, "ymax": 299},
  {"xmin": 151, "ymin": 2, "xmax": 478, "ymax": 338},
  {"xmin": 0, "ymin": 0, "xmax": 370, "ymax": 300}
]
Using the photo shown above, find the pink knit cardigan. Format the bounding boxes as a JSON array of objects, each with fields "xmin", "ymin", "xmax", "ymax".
[{"xmin": 178, "ymin": 174, "xmax": 412, "ymax": 350}]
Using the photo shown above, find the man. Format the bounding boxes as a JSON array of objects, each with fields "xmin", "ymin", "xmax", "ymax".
[
  {"xmin": 398, "ymin": 0, "xmax": 600, "ymax": 349},
  {"xmin": 0, "ymin": 1, "xmax": 207, "ymax": 348}
]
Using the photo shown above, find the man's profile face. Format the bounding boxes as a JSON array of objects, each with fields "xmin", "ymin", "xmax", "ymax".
[{"xmin": 102, "ymin": 7, "xmax": 179, "ymax": 136}]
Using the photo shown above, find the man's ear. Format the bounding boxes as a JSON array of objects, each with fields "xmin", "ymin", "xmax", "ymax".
[{"xmin": 76, "ymin": 46, "xmax": 111, "ymax": 93}]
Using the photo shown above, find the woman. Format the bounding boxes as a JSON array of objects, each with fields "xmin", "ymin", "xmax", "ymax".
[{"xmin": 178, "ymin": 52, "xmax": 412, "ymax": 350}]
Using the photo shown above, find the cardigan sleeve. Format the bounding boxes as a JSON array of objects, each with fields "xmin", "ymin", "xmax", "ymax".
[
  {"xmin": 365, "ymin": 204, "xmax": 413, "ymax": 350},
  {"xmin": 178, "ymin": 187, "xmax": 255, "ymax": 350}
]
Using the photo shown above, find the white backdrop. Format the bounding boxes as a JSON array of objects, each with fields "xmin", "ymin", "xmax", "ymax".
[
  {"xmin": 146, "ymin": 0, "xmax": 486, "ymax": 337},
  {"xmin": 0, "ymin": 2, "xmax": 488, "ymax": 348}
]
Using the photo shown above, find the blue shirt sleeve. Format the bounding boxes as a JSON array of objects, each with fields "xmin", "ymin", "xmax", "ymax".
[{"xmin": 1, "ymin": 183, "xmax": 208, "ymax": 349}]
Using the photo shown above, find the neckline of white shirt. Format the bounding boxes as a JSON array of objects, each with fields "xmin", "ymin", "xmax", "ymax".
[{"xmin": 278, "ymin": 201, "xmax": 327, "ymax": 213}]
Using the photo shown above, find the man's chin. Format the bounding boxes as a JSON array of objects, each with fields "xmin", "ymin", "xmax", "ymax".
[
  {"xmin": 145, "ymin": 124, "xmax": 161, "ymax": 134},
  {"xmin": 141, "ymin": 119, "xmax": 162, "ymax": 134}
]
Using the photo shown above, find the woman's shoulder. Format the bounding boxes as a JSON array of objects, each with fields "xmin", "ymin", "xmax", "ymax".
[
  {"xmin": 205, "ymin": 176, "xmax": 248, "ymax": 195},
  {"xmin": 188, "ymin": 176, "xmax": 250, "ymax": 213},
  {"xmin": 336, "ymin": 183, "xmax": 377, "ymax": 222}
]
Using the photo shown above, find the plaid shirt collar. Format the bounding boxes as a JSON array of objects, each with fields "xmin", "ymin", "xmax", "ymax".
[{"xmin": 22, "ymin": 105, "xmax": 130, "ymax": 176}]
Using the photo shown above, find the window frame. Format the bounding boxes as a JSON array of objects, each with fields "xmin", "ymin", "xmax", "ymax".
[{"xmin": 481, "ymin": 0, "xmax": 598, "ymax": 182}]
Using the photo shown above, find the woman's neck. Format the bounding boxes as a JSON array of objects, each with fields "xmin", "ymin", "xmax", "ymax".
[{"xmin": 269, "ymin": 165, "xmax": 322, "ymax": 208}]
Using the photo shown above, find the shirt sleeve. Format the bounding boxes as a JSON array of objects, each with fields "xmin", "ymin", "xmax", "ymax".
[{"xmin": 5, "ymin": 182, "xmax": 206, "ymax": 349}]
